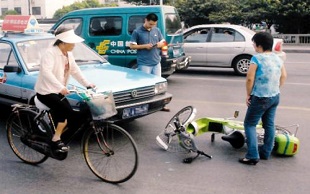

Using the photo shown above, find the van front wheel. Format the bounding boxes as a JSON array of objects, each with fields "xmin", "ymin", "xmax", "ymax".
[{"xmin": 129, "ymin": 62, "xmax": 138, "ymax": 70}]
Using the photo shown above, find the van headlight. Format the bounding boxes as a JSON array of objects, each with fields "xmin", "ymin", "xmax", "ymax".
[{"xmin": 155, "ymin": 82, "xmax": 167, "ymax": 94}]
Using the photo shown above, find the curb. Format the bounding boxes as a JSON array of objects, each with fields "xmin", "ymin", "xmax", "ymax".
[
  {"xmin": 283, "ymin": 45, "xmax": 310, "ymax": 53},
  {"xmin": 283, "ymin": 49, "xmax": 310, "ymax": 53}
]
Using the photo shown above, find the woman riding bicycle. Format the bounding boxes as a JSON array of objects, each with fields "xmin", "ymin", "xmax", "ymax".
[{"xmin": 35, "ymin": 27, "xmax": 95, "ymax": 152}]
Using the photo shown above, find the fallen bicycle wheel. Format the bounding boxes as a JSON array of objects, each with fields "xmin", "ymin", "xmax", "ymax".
[{"xmin": 156, "ymin": 106, "xmax": 196, "ymax": 153}]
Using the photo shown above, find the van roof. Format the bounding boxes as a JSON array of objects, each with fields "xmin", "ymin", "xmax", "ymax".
[{"xmin": 64, "ymin": 5, "xmax": 177, "ymax": 16}]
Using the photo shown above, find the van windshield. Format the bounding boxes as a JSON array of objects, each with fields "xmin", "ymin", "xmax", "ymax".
[{"xmin": 165, "ymin": 13, "xmax": 182, "ymax": 35}]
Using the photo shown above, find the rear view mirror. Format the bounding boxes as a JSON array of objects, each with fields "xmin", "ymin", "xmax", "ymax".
[{"xmin": 3, "ymin": 65, "xmax": 21, "ymax": 73}]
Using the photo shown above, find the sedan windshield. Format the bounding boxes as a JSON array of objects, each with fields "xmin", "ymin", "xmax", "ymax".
[{"xmin": 17, "ymin": 39, "xmax": 106, "ymax": 72}]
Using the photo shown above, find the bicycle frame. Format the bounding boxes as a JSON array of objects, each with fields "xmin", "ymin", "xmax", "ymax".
[
  {"xmin": 157, "ymin": 106, "xmax": 300, "ymax": 160},
  {"xmin": 7, "ymin": 100, "xmax": 139, "ymax": 183}
]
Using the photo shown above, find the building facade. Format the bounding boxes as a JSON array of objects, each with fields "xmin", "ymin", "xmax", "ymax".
[{"xmin": 0, "ymin": 0, "xmax": 120, "ymax": 19}]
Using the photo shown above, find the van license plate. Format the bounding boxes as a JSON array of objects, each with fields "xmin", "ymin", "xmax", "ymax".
[
  {"xmin": 173, "ymin": 48, "xmax": 180, "ymax": 57},
  {"xmin": 122, "ymin": 104, "xmax": 149, "ymax": 119}
]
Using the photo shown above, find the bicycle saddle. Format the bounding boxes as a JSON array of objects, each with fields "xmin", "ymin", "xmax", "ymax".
[
  {"xmin": 221, "ymin": 131, "xmax": 245, "ymax": 149},
  {"xmin": 34, "ymin": 96, "xmax": 50, "ymax": 111}
]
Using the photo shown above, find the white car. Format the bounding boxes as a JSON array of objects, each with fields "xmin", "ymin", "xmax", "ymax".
[{"xmin": 183, "ymin": 24, "xmax": 286, "ymax": 75}]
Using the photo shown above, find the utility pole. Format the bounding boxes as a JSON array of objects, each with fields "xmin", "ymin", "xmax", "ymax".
[{"xmin": 28, "ymin": 0, "xmax": 31, "ymax": 15}]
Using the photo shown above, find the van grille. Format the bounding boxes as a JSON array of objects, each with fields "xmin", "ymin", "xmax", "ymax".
[{"xmin": 114, "ymin": 86, "xmax": 155, "ymax": 104}]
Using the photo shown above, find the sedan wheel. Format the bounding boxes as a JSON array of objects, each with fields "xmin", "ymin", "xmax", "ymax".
[{"xmin": 233, "ymin": 56, "xmax": 251, "ymax": 76}]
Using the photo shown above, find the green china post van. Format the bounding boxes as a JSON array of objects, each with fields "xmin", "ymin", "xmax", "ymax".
[{"xmin": 51, "ymin": 5, "xmax": 190, "ymax": 77}]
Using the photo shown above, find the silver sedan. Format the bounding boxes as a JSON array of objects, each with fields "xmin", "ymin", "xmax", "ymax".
[{"xmin": 183, "ymin": 24, "xmax": 286, "ymax": 75}]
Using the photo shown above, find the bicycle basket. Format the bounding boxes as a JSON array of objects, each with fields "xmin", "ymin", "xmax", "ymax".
[{"xmin": 85, "ymin": 91, "xmax": 117, "ymax": 120}]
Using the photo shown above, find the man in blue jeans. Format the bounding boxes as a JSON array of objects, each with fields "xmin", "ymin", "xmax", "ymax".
[
  {"xmin": 130, "ymin": 13, "xmax": 170, "ymax": 112},
  {"xmin": 239, "ymin": 32, "xmax": 287, "ymax": 165}
]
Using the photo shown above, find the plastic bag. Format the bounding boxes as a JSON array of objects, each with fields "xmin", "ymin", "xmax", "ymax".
[{"xmin": 86, "ymin": 91, "xmax": 117, "ymax": 120}]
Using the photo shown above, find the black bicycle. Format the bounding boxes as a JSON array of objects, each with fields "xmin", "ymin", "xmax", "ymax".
[{"xmin": 6, "ymin": 88, "xmax": 138, "ymax": 183}]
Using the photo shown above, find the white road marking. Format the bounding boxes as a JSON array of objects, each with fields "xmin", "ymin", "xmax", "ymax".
[
  {"xmin": 171, "ymin": 75, "xmax": 310, "ymax": 86},
  {"xmin": 173, "ymin": 99, "xmax": 310, "ymax": 112}
]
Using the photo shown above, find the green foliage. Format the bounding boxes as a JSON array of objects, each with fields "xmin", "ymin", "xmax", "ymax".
[
  {"xmin": 51, "ymin": 0, "xmax": 310, "ymax": 33},
  {"xmin": 277, "ymin": 0, "xmax": 310, "ymax": 33},
  {"xmin": 170, "ymin": 0, "xmax": 310, "ymax": 33},
  {"xmin": 1, "ymin": 10, "xmax": 19, "ymax": 19},
  {"xmin": 53, "ymin": 0, "xmax": 117, "ymax": 19}
]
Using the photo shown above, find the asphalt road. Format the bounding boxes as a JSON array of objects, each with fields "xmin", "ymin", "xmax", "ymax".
[{"xmin": 0, "ymin": 52, "xmax": 309, "ymax": 194}]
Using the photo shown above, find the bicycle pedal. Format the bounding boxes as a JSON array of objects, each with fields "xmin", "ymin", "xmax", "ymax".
[
  {"xmin": 55, "ymin": 148, "xmax": 69, "ymax": 153},
  {"xmin": 56, "ymin": 146, "xmax": 70, "ymax": 152}
]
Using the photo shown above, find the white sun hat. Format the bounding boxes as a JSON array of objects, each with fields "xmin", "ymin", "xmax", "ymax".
[{"xmin": 55, "ymin": 29, "xmax": 84, "ymax": 43}]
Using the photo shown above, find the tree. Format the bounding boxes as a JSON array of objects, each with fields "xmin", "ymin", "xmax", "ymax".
[
  {"xmin": 171, "ymin": 0, "xmax": 310, "ymax": 33},
  {"xmin": 173, "ymin": 0, "xmax": 213, "ymax": 26},
  {"xmin": 276, "ymin": 0, "xmax": 310, "ymax": 33}
]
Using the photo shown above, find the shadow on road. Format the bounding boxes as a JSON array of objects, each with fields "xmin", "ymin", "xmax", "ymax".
[
  {"xmin": 175, "ymin": 67, "xmax": 241, "ymax": 77},
  {"xmin": 0, "ymin": 105, "xmax": 12, "ymax": 122}
]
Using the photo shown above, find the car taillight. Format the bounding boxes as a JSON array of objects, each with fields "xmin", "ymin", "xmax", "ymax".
[
  {"xmin": 293, "ymin": 143, "xmax": 298, "ymax": 153},
  {"xmin": 161, "ymin": 41, "xmax": 168, "ymax": 56},
  {"xmin": 274, "ymin": 42, "xmax": 282, "ymax": 52}
]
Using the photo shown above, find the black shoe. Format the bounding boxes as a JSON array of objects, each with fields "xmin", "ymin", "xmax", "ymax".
[
  {"xmin": 161, "ymin": 107, "xmax": 170, "ymax": 112},
  {"xmin": 51, "ymin": 140, "xmax": 68, "ymax": 152},
  {"xmin": 259, "ymin": 152, "xmax": 269, "ymax": 160},
  {"xmin": 239, "ymin": 158, "xmax": 259, "ymax": 165}
]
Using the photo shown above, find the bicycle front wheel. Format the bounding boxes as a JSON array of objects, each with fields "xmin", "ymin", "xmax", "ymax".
[
  {"xmin": 165, "ymin": 105, "xmax": 196, "ymax": 129},
  {"xmin": 156, "ymin": 106, "xmax": 196, "ymax": 152},
  {"xmin": 82, "ymin": 122, "xmax": 138, "ymax": 183},
  {"xmin": 6, "ymin": 109, "xmax": 49, "ymax": 164}
]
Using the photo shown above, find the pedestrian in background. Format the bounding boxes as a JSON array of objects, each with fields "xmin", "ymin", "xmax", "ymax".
[
  {"xmin": 239, "ymin": 32, "xmax": 287, "ymax": 165},
  {"xmin": 130, "ymin": 13, "xmax": 170, "ymax": 112}
]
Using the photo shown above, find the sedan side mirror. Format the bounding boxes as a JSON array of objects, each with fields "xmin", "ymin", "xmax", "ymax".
[{"xmin": 3, "ymin": 65, "xmax": 22, "ymax": 73}]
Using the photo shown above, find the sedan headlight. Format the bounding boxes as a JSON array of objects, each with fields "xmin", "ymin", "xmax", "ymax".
[{"xmin": 155, "ymin": 82, "xmax": 168, "ymax": 94}]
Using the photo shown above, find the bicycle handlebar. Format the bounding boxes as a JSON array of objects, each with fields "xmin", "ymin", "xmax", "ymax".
[
  {"xmin": 61, "ymin": 86, "xmax": 99, "ymax": 102},
  {"xmin": 68, "ymin": 86, "xmax": 97, "ymax": 94}
]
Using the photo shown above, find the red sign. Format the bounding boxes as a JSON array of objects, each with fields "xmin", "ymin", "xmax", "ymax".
[{"xmin": 2, "ymin": 15, "xmax": 41, "ymax": 33}]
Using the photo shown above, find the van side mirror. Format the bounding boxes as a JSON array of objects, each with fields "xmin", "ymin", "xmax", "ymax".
[
  {"xmin": 88, "ymin": 42, "xmax": 95, "ymax": 49},
  {"xmin": 4, "ymin": 65, "xmax": 22, "ymax": 73},
  {"xmin": 48, "ymin": 29, "xmax": 55, "ymax": 34}
]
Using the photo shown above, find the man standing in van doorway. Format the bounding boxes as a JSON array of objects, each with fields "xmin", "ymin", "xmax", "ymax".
[{"xmin": 130, "ymin": 13, "xmax": 170, "ymax": 112}]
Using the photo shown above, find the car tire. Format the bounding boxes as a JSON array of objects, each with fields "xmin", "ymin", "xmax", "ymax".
[
  {"xmin": 129, "ymin": 61, "xmax": 138, "ymax": 69},
  {"xmin": 232, "ymin": 55, "xmax": 252, "ymax": 76}
]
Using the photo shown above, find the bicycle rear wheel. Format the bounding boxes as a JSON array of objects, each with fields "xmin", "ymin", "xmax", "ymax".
[
  {"xmin": 6, "ymin": 109, "xmax": 49, "ymax": 164},
  {"xmin": 82, "ymin": 122, "xmax": 138, "ymax": 183}
]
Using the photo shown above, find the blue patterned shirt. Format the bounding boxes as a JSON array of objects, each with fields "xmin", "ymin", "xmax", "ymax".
[{"xmin": 250, "ymin": 53, "xmax": 283, "ymax": 97}]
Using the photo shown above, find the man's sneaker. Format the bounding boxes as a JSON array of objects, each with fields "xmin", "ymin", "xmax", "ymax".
[{"xmin": 51, "ymin": 140, "xmax": 69, "ymax": 152}]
